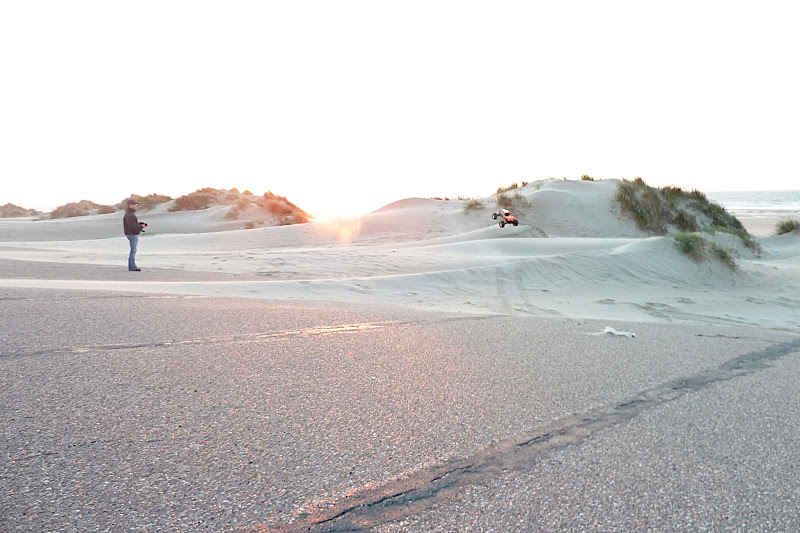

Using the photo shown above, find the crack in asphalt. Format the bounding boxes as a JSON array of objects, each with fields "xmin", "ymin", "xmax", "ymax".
[
  {"xmin": 0, "ymin": 323, "xmax": 389, "ymax": 360},
  {"xmin": 249, "ymin": 335, "xmax": 800, "ymax": 533},
  {"xmin": 0, "ymin": 315, "xmax": 495, "ymax": 360},
  {"xmin": 0, "ymin": 294, "xmax": 198, "ymax": 302}
]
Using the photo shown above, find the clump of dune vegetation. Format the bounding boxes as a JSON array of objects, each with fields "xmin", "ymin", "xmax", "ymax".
[
  {"xmin": 494, "ymin": 181, "xmax": 531, "ymax": 210},
  {"xmin": 170, "ymin": 188, "xmax": 235, "ymax": 211},
  {"xmin": 496, "ymin": 182, "xmax": 521, "ymax": 194},
  {"xmin": 671, "ymin": 232, "xmax": 736, "ymax": 269},
  {"xmin": 496, "ymin": 192, "xmax": 529, "ymax": 210},
  {"xmin": 616, "ymin": 178, "xmax": 746, "ymax": 235},
  {"xmin": 0, "ymin": 203, "xmax": 41, "ymax": 218},
  {"xmin": 775, "ymin": 218, "xmax": 800, "ymax": 235},
  {"xmin": 580, "ymin": 174, "xmax": 594, "ymax": 181},
  {"xmin": 701, "ymin": 226, "xmax": 762, "ymax": 254},
  {"xmin": 116, "ymin": 193, "xmax": 172, "ymax": 211},
  {"xmin": 259, "ymin": 191, "xmax": 311, "ymax": 225},
  {"xmin": 49, "ymin": 200, "xmax": 115, "ymax": 219},
  {"xmin": 462, "ymin": 198, "xmax": 484, "ymax": 212},
  {"xmin": 617, "ymin": 178, "xmax": 758, "ymax": 267},
  {"xmin": 199, "ymin": 189, "xmax": 311, "ymax": 225}
]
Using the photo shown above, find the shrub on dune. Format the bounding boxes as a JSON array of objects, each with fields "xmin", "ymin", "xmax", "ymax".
[
  {"xmin": 701, "ymin": 226, "xmax": 762, "ymax": 253},
  {"xmin": 496, "ymin": 193, "xmax": 513, "ymax": 209},
  {"xmin": 619, "ymin": 178, "xmax": 754, "ymax": 267},
  {"xmin": 615, "ymin": 179, "xmax": 671, "ymax": 234},
  {"xmin": 712, "ymin": 244, "xmax": 736, "ymax": 267},
  {"xmin": 689, "ymin": 189, "xmax": 745, "ymax": 232},
  {"xmin": 116, "ymin": 193, "xmax": 172, "ymax": 211},
  {"xmin": 496, "ymin": 192, "xmax": 529, "ymax": 210},
  {"xmin": 169, "ymin": 188, "xmax": 309, "ymax": 224},
  {"xmin": 671, "ymin": 232, "xmax": 706, "ymax": 261},
  {"xmin": 670, "ymin": 232, "xmax": 736, "ymax": 269},
  {"xmin": 775, "ymin": 218, "xmax": 800, "ymax": 235},
  {"xmin": 223, "ymin": 190, "xmax": 311, "ymax": 225},
  {"xmin": 616, "ymin": 178, "xmax": 746, "ymax": 235},
  {"xmin": 49, "ymin": 200, "xmax": 115, "ymax": 218},
  {"xmin": 0, "ymin": 203, "xmax": 42, "ymax": 217},
  {"xmin": 225, "ymin": 197, "xmax": 253, "ymax": 220},
  {"xmin": 462, "ymin": 198, "xmax": 484, "ymax": 212},
  {"xmin": 496, "ymin": 182, "xmax": 520, "ymax": 194},
  {"xmin": 169, "ymin": 188, "xmax": 222, "ymax": 211},
  {"xmin": 673, "ymin": 210, "xmax": 699, "ymax": 233},
  {"xmin": 259, "ymin": 192, "xmax": 310, "ymax": 225}
]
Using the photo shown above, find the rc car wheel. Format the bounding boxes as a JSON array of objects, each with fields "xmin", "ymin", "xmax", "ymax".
[
  {"xmin": 492, "ymin": 213, "xmax": 497, "ymax": 219},
  {"xmin": 513, "ymin": 220, "xmax": 519, "ymax": 226},
  {"xmin": 499, "ymin": 221, "xmax": 505, "ymax": 228}
]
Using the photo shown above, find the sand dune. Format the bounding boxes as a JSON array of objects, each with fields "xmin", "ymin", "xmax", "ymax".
[{"xmin": 2, "ymin": 179, "xmax": 799, "ymax": 330}]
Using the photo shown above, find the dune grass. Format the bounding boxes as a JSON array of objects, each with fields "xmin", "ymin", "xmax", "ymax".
[
  {"xmin": 687, "ymin": 189, "xmax": 745, "ymax": 231},
  {"xmin": 462, "ymin": 198, "xmax": 484, "ymax": 212},
  {"xmin": 170, "ymin": 188, "xmax": 230, "ymax": 211},
  {"xmin": 496, "ymin": 192, "xmax": 529, "ymax": 210},
  {"xmin": 227, "ymin": 191, "xmax": 310, "ymax": 224},
  {"xmin": 701, "ymin": 226, "xmax": 762, "ymax": 253},
  {"xmin": 615, "ymin": 178, "xmax": 672, "ymax": 234},
  {"xmin": 169, "ymin": 188, "xmax": 310, "ymax": 224},
  {"xmin": 775, "ymin": 218, "xmax": 800, "ymax": 235},
  {"xmin": 618, "ymin": 178, "xmax": 753, "ymax": 268},
  {"xmin": 616, "ymin": 178, "xmax": 746, "ymax": 235},
  {"xmin": 670, "ymin": 232, "xmax": 736, "ymax": 269},
  {"xmin": 49, "ymin": 200, "xmax": 115, "ymax": 219},
  {"xmin": 671, "ymin": 232, "xmax": 707, "ymax": 261},
  {"xmin": 0, "ymin": 203, "xmax": 41, "ymax": 218},
  {"xmin": 116, "ymin": 193, "xmax": 173, "ymax": 211},
  {"xmin": 496, "ymin": 182, "xmax": 520, "ymax": 194}
]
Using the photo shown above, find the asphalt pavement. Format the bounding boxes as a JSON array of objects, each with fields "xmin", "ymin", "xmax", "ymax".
[{"xmin": 2, "ymin": 261, "xmax": 799, "ymax": 532}]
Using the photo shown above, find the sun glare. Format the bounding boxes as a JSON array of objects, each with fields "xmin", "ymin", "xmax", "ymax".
[{"xmin": 311, "ymin": 216, "xmax": 364, "ymax": 245}]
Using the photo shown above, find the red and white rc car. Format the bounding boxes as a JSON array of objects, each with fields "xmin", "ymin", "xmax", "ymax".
[{"xmin": 492, "ymin": 208, "xmax": 519, "ymax": 228}]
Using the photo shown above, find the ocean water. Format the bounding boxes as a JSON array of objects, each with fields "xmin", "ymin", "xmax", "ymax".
[{"xmin": 708, "ymin": 190, "xmax": 800, "ymax": 215}]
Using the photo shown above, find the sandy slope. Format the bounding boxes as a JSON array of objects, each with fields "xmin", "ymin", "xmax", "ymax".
[{"xmin": 1, "ymin": 179, "xmax": 799, "ymax": 330}]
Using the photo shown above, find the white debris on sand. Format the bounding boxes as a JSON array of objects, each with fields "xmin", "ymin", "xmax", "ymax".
[{"xmin": 601, "ymin": 326, "xmax": 636, "ymax": 338}]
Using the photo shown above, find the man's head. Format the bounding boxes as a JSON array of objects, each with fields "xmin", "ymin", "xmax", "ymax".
[{"xmin": 127, "ymin": 199, "xmax": 139, "ymax": 211}]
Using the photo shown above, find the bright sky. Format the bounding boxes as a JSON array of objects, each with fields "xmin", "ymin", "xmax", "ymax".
[{"xmin": 2, "ymin": 1, "xmax": 798, "ymax": 218}]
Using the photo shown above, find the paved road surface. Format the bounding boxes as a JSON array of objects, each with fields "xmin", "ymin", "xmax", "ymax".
[{"xmin": 2, "ymin": 262, "xmax": 799, "ymax": 532}]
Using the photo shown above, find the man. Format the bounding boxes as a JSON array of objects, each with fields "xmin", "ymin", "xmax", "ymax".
[{"xmin": 123, "ymin": 199, "xmax": 147, "ymax": 271}]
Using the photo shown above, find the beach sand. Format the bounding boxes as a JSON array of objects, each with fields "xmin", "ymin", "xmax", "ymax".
[
  {"xmin": 735, "ymin": 213, "xmax": 792, "ymax": 237},
  {"xmin": 1, "ymin": 178, "xmax": 799, "ymax": 331}
]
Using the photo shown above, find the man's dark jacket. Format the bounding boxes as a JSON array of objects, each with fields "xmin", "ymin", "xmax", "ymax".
[{"xmin": 123, "ymin": 209, "xmax": 141, "ymax": 235}]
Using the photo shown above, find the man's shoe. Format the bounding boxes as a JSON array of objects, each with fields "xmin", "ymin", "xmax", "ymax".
[{"xmin": 130, "ymin": 268, "xmax": 141, "ymax": 271}]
